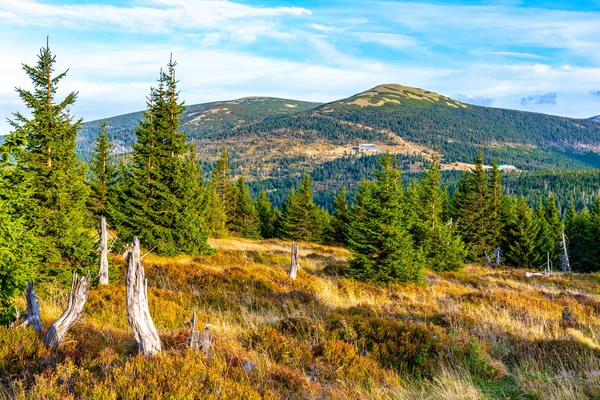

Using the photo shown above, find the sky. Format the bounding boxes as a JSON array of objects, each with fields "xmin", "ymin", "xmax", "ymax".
[{"xmin": 2, "ymin": 0, "xmax": 600, "ymax": 134}]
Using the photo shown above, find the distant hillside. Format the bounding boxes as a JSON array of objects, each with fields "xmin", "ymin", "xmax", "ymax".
[
  {"xmin": 590, "ymin": 115, "xmax": 600, "ymax": 122},
  {"xmin": 77, "ymin": 84, "xmax": 600, "ymax": 207},
  {"xmin": 77, "ymin": 97, "xmax": 322, "ymax": 157}
]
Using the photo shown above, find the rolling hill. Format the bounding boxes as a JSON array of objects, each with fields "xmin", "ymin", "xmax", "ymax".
[
  {"xmin": 590, "ymin": 115, "xmax": 600, "ymax": 122},
  {"xmin": 77, "ymin": 84, "xmax": 600, "ymax": 208}
]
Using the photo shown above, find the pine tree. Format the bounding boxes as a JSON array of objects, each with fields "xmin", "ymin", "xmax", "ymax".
[
  {"xmin": 5, "ymin": 40, "xmax": 93, "ymax": 273},
  {"xmin": 205, "ymin": 183, "xmax": 229, "ymax": 238},
  {"xmin": 583, "ymin": 198, "xmax": 600, "ymax": 272},
  {"xmin": 279, "ymin": 174, "xmax": 321, "ymax": 242},
  {"xmin": 544, "ymin": 193, "xmax": 562, "ymax": 264},
  {"xmin": 504, "ymin": 197, "xmax": 541, "ymax": 268},
  {"xmin": 89, "ymin": 121, "xmax": 115, "ymax": 218},
  {"xmin": 115, "ymin": 56, "xmax": 211, "ymax": 255},
  {"xmin": 418, "ymin": 157, "xmax": 465, "ymax": 271},
  {"xmin": 452, "ymin": 151, "xmax": 493, "ymax": 260},
  {"xmin": 331, "ymin": 186, "xmax": 350, "ymax": 245},
  {"xmin": 230, "ymin": 176, "xmax": 260, "ymax": 239},
  {"xmin": 255, "ymin": 189, "xmax": 275, "ymax": 239},
  {"xmin": 346, "ymin": 154, "xmax": 423, "ymax": 284},
  {"xmin": 487, "ymin": 160, "xmax": 504, "ymax": 248},
  {"xmin": 211, "ymin": 147, "xmax": 234, "ymax": 219}
]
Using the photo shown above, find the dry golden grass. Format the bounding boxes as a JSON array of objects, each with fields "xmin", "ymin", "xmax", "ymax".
[{"xmin": 4, "ymin": 237, "xmax": 600, "ymax": 399}]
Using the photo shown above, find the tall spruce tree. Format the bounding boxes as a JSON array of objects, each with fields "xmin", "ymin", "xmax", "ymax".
[
  {"xmin": 89, "ymin": 121, "xmax": 115, "ymax": 218},
  {"xmin": 115, "ymin": 57, "xmax": 211, "ymax": 255},
  {"xmin": 230, "ymin": 176, "xmax": 260, "ymax": 239},
  {"xmin": 205, "ymin": 183, "xmax": 229, "ymax": 238},
  {"xmin": 487, "ymin": 160, "xmax": 504, "ymax": 248},
  {"xmin": 418, "ymin": 157, "xmax": 466, "ymax": 272},
  {"xmin": 452, "ymin": 151, "xmax": 493, "ymax": 260},
  {"xmin": 255, "ymin": 189, "xmax": 275, "ymax": 239},
  {"xmin": 211, "ymin": 147, "xmax": 234, "ymax": 220},
  {"xmin": 346, "ymin": 154, "xmax": 423, "ymax": 284},
  {"xmin": 279, "ymin": 174, "xmax": 321, "ymax": 242},
  {"xmin": 504, "ymin": 197, "xmax": 541, "ymax": 268},
  {"xmin": 5, "ymin": 40, "xmax": 93, "ymax": 273},
  {"xmin": 331, "ymin": 186, "xmax": 350, "ymax": 245}
]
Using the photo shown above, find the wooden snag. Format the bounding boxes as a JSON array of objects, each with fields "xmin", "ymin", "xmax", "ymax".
[
  {"xmin": 99, "ymin": 215, "xmax": 109, "ymax": 285},
  {"xmin": 18, "ymin": 281, "xmax": 43, "ymax": 335},
  {"xmin": 126, "ymin": 237, "xmax": 162, "ymax": 357},
  {"xmin": 201, "ymin": 325, "xmax": 213, "ymax": 358},
  {"xmin": 189, "ymin": 309, "xmax": 200, "ymax": 350},
  {"xmin": 289, "ymin": 242, "xmax": 299, "ymax": 280},
  {"xmin": 42, "ymin": 273, "xmax": 91, "ymax": 350}
]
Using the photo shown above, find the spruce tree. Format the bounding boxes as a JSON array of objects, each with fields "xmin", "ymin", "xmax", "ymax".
[
  {"xmin": 346, "ymin": 154, "xmax": 423, "ymax": 284},
  {"xmin": 583, "ymin": 198, "xmax": 600, "ymax": 272},
  {"xmin": 230, "ymin": 176, "xmax": 260, "ymax": 239},
  {"xmin": 331, "ymin": 186, "xmax": 350, "ymax": 245},
  {"xmin": 89, "ymin": 121, "xmax": 115, "ymax": 218},
  {"xmin": 418, "ymin": 157, "xmax": 466, "ymax": 271},
  {"xmin": 255, "ymin": 189, "xmax": 275, "ymax": 239},
  {"xmin": 452, "ymin": 151, "xmax": 493, "ymax": 260},
  {"xmin": 544, "ymin": 193, "xmax": 562, "ymax": 264},
  {"xmin": 115, "ymin": 57, "xmax": 211, "ymax": 255},
  {"xmin": 211, "ymin": 147, "xmax": 234, "ymax": 219},
  {"xmin": 487, "ymin": 160, "xmax": 504, "ymax": 248},
  {"xmin": 5, "ymin": 40, "xmax": 93, "ymax": 272},
  {"xmin": 205, "ymin": 183, "xmax": 229, "ymax": 238},
  {"xmin": 279, "ymin": 174, "xmax": 321, "ymax": 242},
  {"xmin": 504, "ymin": 197, "xmax": 540, "ymax": 268}
]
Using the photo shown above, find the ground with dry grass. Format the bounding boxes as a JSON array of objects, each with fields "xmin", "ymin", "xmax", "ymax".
[{"xmin": 2, "ymin": 238, "xmax": 600, "ymax": 399}]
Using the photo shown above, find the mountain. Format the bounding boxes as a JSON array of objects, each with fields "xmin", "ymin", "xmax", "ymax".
[
  {"xmin": 77, "ymin": 96, "xmax": 322, "ymax": 156},
  {"xmin": 590, "ymin": 115, "xmax": 600, "ymax": 122},
  {"xmin": 77, "ymin": 84, "xmax": 600, "ymax": 207}
]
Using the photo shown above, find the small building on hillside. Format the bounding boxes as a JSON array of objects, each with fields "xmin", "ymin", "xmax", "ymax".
[
  {"xmin": 498, "ymin": 164, "xmax": 518, "ymax": 172},
  {"xmin": 357, "ymin": 143, "xmax": 379, "ymax": 153}
]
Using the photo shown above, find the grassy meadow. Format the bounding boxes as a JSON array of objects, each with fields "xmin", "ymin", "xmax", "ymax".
[{"xmin": 2, "ymin": 238, "xmax": 600, "ymax": 399}]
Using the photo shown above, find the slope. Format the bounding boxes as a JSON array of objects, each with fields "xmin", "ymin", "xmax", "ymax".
[{"xmin": 3, "ymin": 237, "xmax": 600, "ymax": 398}]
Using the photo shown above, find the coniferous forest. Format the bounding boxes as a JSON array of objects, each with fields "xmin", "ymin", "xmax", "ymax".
[{"xmin": 3, "ymin": 42, "xmax": 600, "ymax": 399}]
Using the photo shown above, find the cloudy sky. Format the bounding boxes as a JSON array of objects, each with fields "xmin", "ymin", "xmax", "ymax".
[{"xmin": 2, "ymin": 0, "xmax": 600, "ymax": 134}]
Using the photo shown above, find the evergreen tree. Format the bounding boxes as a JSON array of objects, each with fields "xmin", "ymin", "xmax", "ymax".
[
  {"xmin": 418, "ymin": 158, "xmax": 466, "ymax": 271},
  {"xmin": 5, "ymin": 40, "xmax": 93, "ymax": 273},
  {"xmin": 504, "ymin": 197, "xmax": 541, "ymax": 268},
  {"xmin": 279, "ymin": 174, "xmax": 321, "ymax": 242},
  {"xmin": 346, "ymin": 154, "xmax": 423, "ymax": 284},
  {"xmin": 115, "ymin": 57, "xmax": 211, "ymax": 255},
  {"xmin": 583, "ymin": 198, "xmax": 600, "ymax": 272},
  {"xmin": 205, "ymin": 183, "xmax": 229, "ymax": 238},
  {"xmin": 544, "ymin": 193, "xmax": 562, "ymax": 264},
  {"xmin": 211, "ymin": 147, "xmax": 234, "ymax": 218},
  {"xmin": 255, "ymin": 189, "xmax": 275, "ymax": 239},
  {"xmin": 230, "ymin": 176, "xmax": 260, "ymax": 239},
  {"xmin": 331, "ymin": 186, "xmax": 350, "ymax": 245},
  {"xmin": 452, "ymin": 151, "xmax": 493, "ymax": 260},
  {"xmin": 487, "ymin": 160, "xmax": 504, "ymax": 248},
  {"xmin": 88, "ymin": 121, "xmax": 115, "ymax": 218}
]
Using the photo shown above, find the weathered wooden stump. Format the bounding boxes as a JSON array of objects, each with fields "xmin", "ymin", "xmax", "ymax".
[
  {"xmin": 99, "ymin": 215, "xmax": 109, "ymax": 285},
  {"xmin": 189, "ymin": 309, "xmax": 200, "ymax": 350},
  {"xmin": 42, "ymin": 273, "xmax": 91, "ymax": 350},
  {"xmin": 126, "ymin": 237, "xmax": 162, "ymax": 357},
  {"xmin": 201, "ymin": 325, "xmax": 213, "ymax": 358},
  {"xmin": 18, "ymin": 281, "xmax": 43, "ymax": 335},
  {"xmin": 289, "ymin": 242, "xmax": 299, "ymax": 280}
]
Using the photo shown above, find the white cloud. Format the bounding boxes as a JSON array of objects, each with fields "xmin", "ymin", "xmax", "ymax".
[{"xmin": 356, "ymin": 32, "xmax": 418, "ymax": 49}]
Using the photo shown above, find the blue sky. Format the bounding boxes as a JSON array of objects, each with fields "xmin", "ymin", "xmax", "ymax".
[{"xmin": 2, "ymin": 0, "xmax": 600, "ymax": 134}]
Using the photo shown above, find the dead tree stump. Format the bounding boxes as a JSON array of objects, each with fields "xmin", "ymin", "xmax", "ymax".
[
  {"xmin": 189, "ymin": 309, "xmax": 200, "ymax": 350},
  {"xmin": 18, "ymin": 281, "xmax": 43, "ymax": 335},
  {"xmin": 289, "ymin": 243, "xmax": 299, "ymax": 280},
  {"xmin": 126, "ymin": 237, "xmax": 162, "ymax": 357},
  {"xmin": 201, "ymin": 325, "xmax": 213, "ymax": 358},
  {"xmin": 42, "ymin": 273, "xmax": 91, "ymax": 350},
  {"xmin": 99, "ymin": 215, "xmax": 109, "ymax": 285}
]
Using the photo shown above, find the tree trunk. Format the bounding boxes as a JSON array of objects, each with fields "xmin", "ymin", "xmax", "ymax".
[
  {"xmin": 99, "ymin": 215, "xmax": 109, "ymax": 285},
  {"xmin": 189, "ymin": 309, "xmax": 200, "ymax": 350},
  {"xmin": 42, "ymin": 273, "xmax": 91, "ymax": 350},
  {"xmin": 18, "ymin": 281, "xmax": 43, "ymax": 335},
  {"xmin": 289, "ymin": 242, "xmax": 299, "ymax": 280},
  {"xmin": 126, "ymin": 237, "xmax": 162, "ymax": 357},
  {"xmin": 201, "ymin": 325, "xmax": 213, "ymax": 358},
  {"xmin": 561, "ymin": 225, "xmax": 571, "ymax": 273}
]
